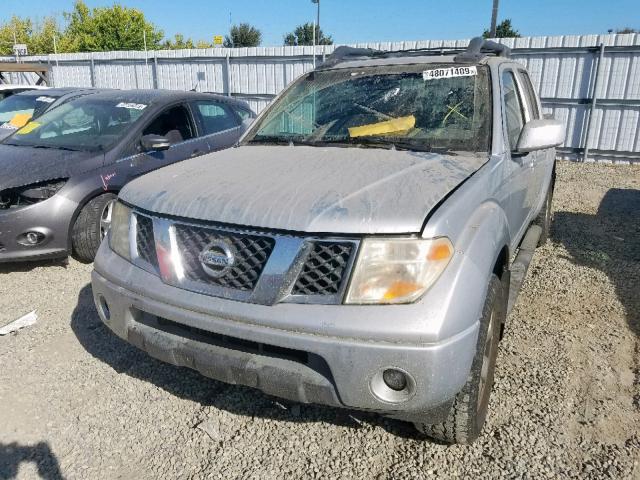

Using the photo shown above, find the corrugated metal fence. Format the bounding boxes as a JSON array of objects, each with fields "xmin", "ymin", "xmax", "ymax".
[{"xmin": 2, "ymin": 33, "xmax": 640, "ymax": 163}]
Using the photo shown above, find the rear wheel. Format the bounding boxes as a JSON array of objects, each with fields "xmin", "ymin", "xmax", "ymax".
[
  {"xmin": 71, "ymin": 193, "xmax": 117, "ymax": 263},
  {"xmin": 415, "ymin": 274, "xmax": 505, "ymax": 444}
]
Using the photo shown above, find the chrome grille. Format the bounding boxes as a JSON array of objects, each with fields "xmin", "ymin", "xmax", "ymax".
[
  {"xmin": 292, "ymin": 242, "xmax": 354, "ymax": 296},
  {"xmin": 135, "ymin": 215, "xmax": 157, "ymax": 267},
  {"xmin": 174, "ymin": 224, "xmax": 275, "ymax": 291}
]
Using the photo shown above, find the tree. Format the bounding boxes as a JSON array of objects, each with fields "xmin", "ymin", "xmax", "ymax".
[
  {"xmin": 616, "ymin": 27, "xmax": 638, "ymax": 34},
  {"xmin": 483, "ymin": 19, "xmax": 521, "ymax": 38},
  {"xmin": 163, "ymin": 33, "xmax": 194, "ymax": 49},
  {"xmin": 223, "ymin": 23, "xmax": 262, "ymax": 48},
  {"xmin": 63, "ymin": 0, "xmax": 164, "ymax": 52},
  {"xmin": 162, "ymin": 34, "xmax": 212, "ymax": 50},
  {"xmin": 284, "ymin": 23, "xmax": 333, "ymax": 46},
  {"xmin": 0, "ymin": 2, "xmax": 216, "ymax": 54},
  {"xmin": 0, "ymin": 16, "xmax": 64, "ymax": 55}
]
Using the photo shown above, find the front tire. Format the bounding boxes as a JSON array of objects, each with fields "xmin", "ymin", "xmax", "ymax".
[
  {"xmin": 416, "ymin": 274, "xmax": 505, "ymax": 444},
  {"xmin": 71, "ymin": 193, "xmax": 117, "ymax": 263}
]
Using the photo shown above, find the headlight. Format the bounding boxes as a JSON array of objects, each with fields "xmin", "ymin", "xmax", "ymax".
[
  {"xmin": 0, "ymin": 179, "xmax": 67, "ymax": 209},
  {"xmin": 108, "ymin": 201, "xmax": 132, "ymax": 261},
  {"xmin": 345, "ymin": 237, "xmax": 454, "ymax": 304}
]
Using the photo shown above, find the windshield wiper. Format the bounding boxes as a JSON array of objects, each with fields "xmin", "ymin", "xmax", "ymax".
[
  {"xmin": 335, "ymin": 137, "xmax": 446, "ymax": 153},
  {"xmin": 388, "ymin": 141, "xmax": 456, "ymax": 155},
  {"xmin": 247, "ymin": 136, "xmax": 454, "ymax": 155},
  {"xmin": 30, "ymin": 145, "xmax": 82, "ymax": 152},
  {"xmin": 247, "ymin": 137, "xmax": 296, "ymax": 145}
]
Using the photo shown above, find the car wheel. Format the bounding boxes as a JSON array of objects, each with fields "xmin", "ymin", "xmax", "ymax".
[
  {"xmin": 71, "ymin": 193, "xmax": 117, "ymax": 263},
  {"xmin": 415, "ymin": 274, "xmax": 505, "ymax": 444},
  {"xmin": 534, "ymin": 179, "xmax": 554, "ymax": 246}
]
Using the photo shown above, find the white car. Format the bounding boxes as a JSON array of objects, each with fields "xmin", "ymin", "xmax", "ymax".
[{"xmin": 0, "ymin": 84, "xmax": 48, "ymax": 101}]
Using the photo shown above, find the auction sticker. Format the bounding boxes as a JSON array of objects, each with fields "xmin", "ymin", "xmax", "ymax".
[
  {"xmin": 36, "ymin": 96, "xmax": 56, "ymax": 103},
  {"xmin": 116, "ymin": 102, "xmax": 147, "ymax": 110},
  {"xmin": 423, "ymin": 66, "xmax": 477, "ymax": 81}
]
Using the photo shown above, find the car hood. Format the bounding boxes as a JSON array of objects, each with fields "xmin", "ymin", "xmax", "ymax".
[
  {"xmin": 0, "ymin": 144, "xmax": 99, "ymax": 191},
  {"xmin": 121, "ymin": 146, "xmax": 488, "ymax": 234}
]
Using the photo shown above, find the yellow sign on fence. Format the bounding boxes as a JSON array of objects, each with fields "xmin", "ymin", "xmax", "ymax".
[{"xmin": 213, "ymin": 35, "xmax": 224, "ymax": 46}]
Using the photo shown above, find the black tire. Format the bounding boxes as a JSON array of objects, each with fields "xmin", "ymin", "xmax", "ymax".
[
  {"xmin": 71, "ymin": 193, "xmax": 117, "ymax": 263},
  {"xmin": 416, "ymin": 274, "xmax": 505, "ymax": 444},
  {"xmin": 534, "ymin": 178, "xmax": 554, "ymax": 246}
]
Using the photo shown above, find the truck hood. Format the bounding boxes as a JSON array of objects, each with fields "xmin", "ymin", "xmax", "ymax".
[
  {"xmin": 0, "ymin": 144, "xmax": 99, "ymax": 191},
  {"xmin": 121, "ymin": 146, "xmax": 488, "ymax": 234}
]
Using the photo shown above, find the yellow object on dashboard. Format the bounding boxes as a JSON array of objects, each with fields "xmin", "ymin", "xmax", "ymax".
[
  {"xmin": 348, "ymin": 115, "xmax": 416, "ymax": 138},
  {"xmin": 16, "ymin": 122, "xmax": 40, "ymax": 135},
  {"xmin": 9, "ymin": 113, "xmax": 32, "ymax": 128}
]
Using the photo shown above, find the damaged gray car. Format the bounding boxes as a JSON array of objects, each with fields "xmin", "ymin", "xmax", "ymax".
[
  {"xmin": 0, "ymin": 89, "xmax": 254, "ymax": 263},
  {"xmin": 92, "ymin": 39, "xmax": 565, "ymax": 444}
]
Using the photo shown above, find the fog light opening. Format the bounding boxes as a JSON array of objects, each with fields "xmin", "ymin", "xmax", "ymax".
[
  {"xmin": 98, "ymin": 296, "xmax": 111, "ymax": 322},
  {"xmin": 383, "ymin": 369, "xmax": 408, "ymax": 391},
  {"xmin": 17, "ymin": 231, "xmax": 46, "ymax": 247},
  {"xmin": 370, "ymin": 367, "xmax": 415, "ymax": 404}
]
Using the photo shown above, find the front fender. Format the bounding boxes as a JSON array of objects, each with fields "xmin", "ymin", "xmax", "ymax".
[{"xmin": 423, "ymin": 199, "xmax": 511, "ymax": 342}]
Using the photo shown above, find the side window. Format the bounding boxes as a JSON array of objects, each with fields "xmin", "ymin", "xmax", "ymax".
[
  {"xmin": 234, "ymin": 107, "xmax": 252, "ymax": 121},
  {"xmin": 194, "ymin": 101, "xmax": 240, "ymax": 135},
  {"xmin": 502, "ymin": 71, "xmax": 526, "ymax": 151},
  {"xmin": 518, "ymin": 71, "xmax": 540, "ymax": 120},
  {"xmin": 143, "ymin": 105, "xmax": 195, "ymax": 145}
]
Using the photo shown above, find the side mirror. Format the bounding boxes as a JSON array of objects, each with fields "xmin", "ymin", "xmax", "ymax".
[
  {"xmin": 141, "ymin": 134, "xmax": 171, "ymax": 152},
  {"xmin": 516, "ymin": 119, "xmax": 565, "ymax": 153}
]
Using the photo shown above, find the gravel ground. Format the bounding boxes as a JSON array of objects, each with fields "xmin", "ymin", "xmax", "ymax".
[{"xmin": 1, "ymin": 160, "xmax": 639, "ymax": 479}]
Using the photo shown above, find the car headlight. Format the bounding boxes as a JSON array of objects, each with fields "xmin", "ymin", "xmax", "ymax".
[
  {"xmin": 108, "ymin": 201, "xmax": 132, "ymax": 261},
  {"xmin": 0, "ymin": 179, "xmax": 67, "ymax": 209},
  {"xmin": 345, "ymin": 237, "xmax": 454, "ymax": 305}
]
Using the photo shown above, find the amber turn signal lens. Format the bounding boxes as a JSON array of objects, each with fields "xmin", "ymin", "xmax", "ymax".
[{"xmin": 427, "ymin": 242, "xmax": 454, "ymax": 261}]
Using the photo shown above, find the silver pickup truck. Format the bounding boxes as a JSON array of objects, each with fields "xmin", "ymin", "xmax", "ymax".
[{"xmin": 91, "ymin": 38, "xmax": 565, "ymax": 444}]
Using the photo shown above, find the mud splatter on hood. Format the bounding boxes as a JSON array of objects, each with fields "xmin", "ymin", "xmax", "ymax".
[{"xmin": 120, "ymin": 145, "xmax": 488, "ymax": 234}]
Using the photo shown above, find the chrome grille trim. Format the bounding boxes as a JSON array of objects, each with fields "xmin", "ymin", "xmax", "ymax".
[{"xmin": 131, "ymin": 210, "xmax": 360, "ymax": 306}]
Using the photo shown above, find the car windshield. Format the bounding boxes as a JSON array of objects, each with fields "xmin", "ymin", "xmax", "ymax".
[
  {"xmin": 4, "ymin": 97, "xmax": 148, "ymax": 151},
  {"xmin": 0, "ymin": 93, "xmax": 63, "ymax": 128},
  {"xmin": 245, "ymin": 64, "xmax": 491, "ymax": 153}
]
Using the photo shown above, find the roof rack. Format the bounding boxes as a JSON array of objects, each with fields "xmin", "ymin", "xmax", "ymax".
[
  {"xmin": 453, "ymin": 37, "xmax": 511, "ymax": 63},
  {"xmin": 319, "ymin": 37, "xmax": 511, "ymax": 69}
]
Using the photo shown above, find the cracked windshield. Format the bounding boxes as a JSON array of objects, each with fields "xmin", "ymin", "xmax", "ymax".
[{"xmin": 246, "ymin": 64, "xmax": 491, "ymax": 153}]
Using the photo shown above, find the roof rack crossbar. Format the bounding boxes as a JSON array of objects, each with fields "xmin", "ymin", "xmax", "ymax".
[
  {"xmin": 320, "ymin": 37, "xmax": 511, "ymax": 69},
  {"xmin": 320, "ymin": 45, "xmax": 468, "ymax": 69},
  {"xmin": 454, "ymin": 37, "xmax": 511, "ymax": 63}
]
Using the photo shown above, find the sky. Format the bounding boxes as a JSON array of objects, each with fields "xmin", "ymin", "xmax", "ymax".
[{"xmin": 2, "ymin": 0, "xmax": 639, "ymax": 47}]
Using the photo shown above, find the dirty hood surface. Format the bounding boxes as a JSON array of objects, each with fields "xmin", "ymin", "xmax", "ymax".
[
  {"xmin": 0, "ymin": 143, "xmax": 98, "ymax": 191},
  {"xmin": 121, "ymin": 146, "xmax": 488, "ymax": 234}
]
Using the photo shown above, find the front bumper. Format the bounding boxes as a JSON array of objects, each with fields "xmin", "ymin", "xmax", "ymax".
[
  {"xmin": 0, "ymin": 194, "xmax": 77, "ymax": 263},
  {"xmin": 92, "ymin": 244, "xmax": 482, "ymax": 420}
]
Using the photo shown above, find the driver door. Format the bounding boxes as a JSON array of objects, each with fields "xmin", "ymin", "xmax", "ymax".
[
  {"xmin": 132, "ymin": 103, "xmax": 199, "ymax": 173},
  {"xmin": 500, "ymin": 68, "xmax": 537, "ymax": 247}
]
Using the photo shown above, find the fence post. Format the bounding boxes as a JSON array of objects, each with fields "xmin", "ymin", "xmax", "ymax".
[
  {"xmin": 47, "ymin": 55, "xmax": 53, "ymax": 87},
  {"xmin": 583, "ymin": 43, "xmax": 605, "ymax": 162},
  {"xmin": 153, "ymin": 51, "xmax": 159, "ymax": 89},
  {"xmin": 89, "ymin": 53, "xmax": 96, "ymax": 87},
  {"xmin": 225, "ymin": 53, "xmax": 232, "ymax": 97}
]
